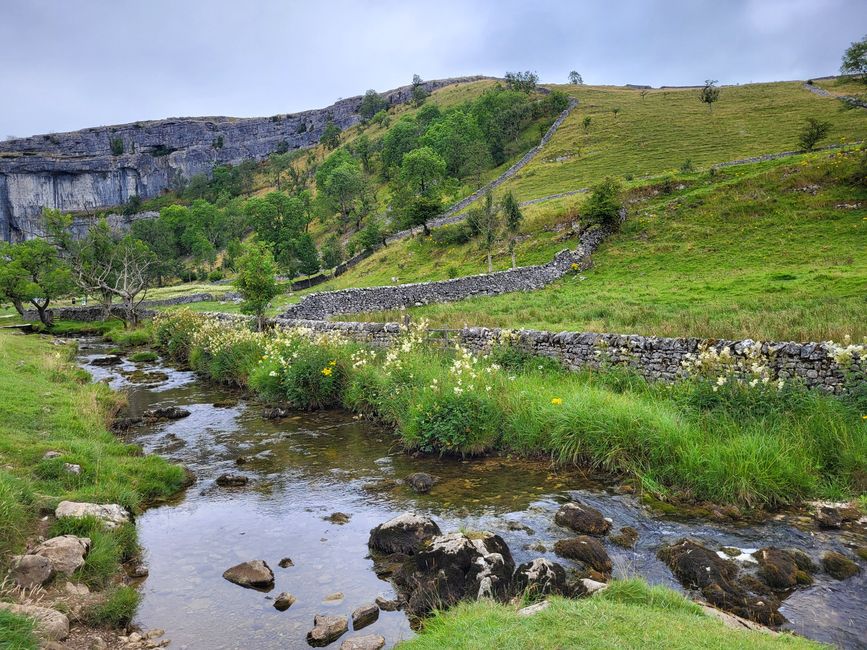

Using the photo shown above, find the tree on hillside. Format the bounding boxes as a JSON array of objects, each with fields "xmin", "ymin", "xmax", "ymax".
[
  {"xmin": 412, "ymin": 74, "xmax": 430, "ymax": 106},
  {"xmin": 320, "ymin": 235, "xmax": 344, "ymax": 270},
  {"xmin": 583, "ymin": 116, "xmax": 592, "ymax": 132},
  {"xmin": 798, "ymin": 117, "xmax": 831, "ymax": 151},
  {"xmin": 359, "ymin": 90, "xmax": 388, "ymax": 121},
  {"xmin": 472, "ymin": 191, "xmax": 500, "ymax": 273},
  {"xmin": 421, "ymin": 110, "xmax": 490, "ymax": 179},
  {"xmin": 568, "ymin": 71, "xmax": 583, "ymax": 85},
  {"xmin": 401, "ymin": 196, "xmax": 441, "ymax": 236},
  {"xmin": 502, "ymin": 191, "xmax": 523, "ymax": 268},
  {"xmin": 0, "ymin": 240, "xmax": 73, "ymax": 326},
  {"xmin": 504, "ymin": 70, "xmax": 538, "ymax": 93},
  {"xmin": 320, "ymin": 121, "xmax": 341, "ymax": 149},
  {"xmin": 323, "ymin": 161, "xmax": 366, "ymax": 231},
  {"xmin": 293, "ymin": 233, "xmax": 321, "ymax": 277},
  {"xmin": 353, "ymin": 134, "xmax": 373, "ymax": 173},
  {"xmin": 234, "ymin": 239, "xmax": 280, "ymax": 331},
  {"xmin": 399, "ymin": 146, "xmax": 447, "ymax": 198},
  {"xmin": 584, "ymin": 177, "xmax": 623, "ymax": 229},
  {"xmin": 380, "ymin": 117, "xmax": 420, "ymax": 175},
  {"xmin": 840, "ymin": 34, "xmax": 867, "ymax": 83},
  {"xmin": 699, "ymin": 80, "xmax": 720, "ymax": 112}
]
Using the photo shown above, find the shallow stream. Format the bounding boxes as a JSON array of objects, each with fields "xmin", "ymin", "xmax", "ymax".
[{"xmin": 76, "ymin": 339, "xmax": 866, "ymax": 649}]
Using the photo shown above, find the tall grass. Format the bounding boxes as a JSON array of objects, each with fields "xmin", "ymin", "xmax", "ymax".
[{"xmin": 153, "ymin": 311, "xmax": 866, "ymax": 508}]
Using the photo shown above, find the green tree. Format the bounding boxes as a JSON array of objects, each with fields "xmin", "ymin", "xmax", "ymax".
[
  {"xmin": 293, "ymin": 234, "xmax": 321, "ymax": 277},
  {"xmin": 411, "ymin": 74, "xmax": 430, "ymax": 106},
  {"xmin": 584, "ymin": 177, "xmax": 623, "ymax": 229},
  {"xmin": 502, "ymin": 191, "xmax": 523, "ymax": 268},
  {"xmin": 380, "ymin": 117, "xmax": 420, "ymax": 173},
  {"xmin": 504, "ymin": 70, "xmax": 539, "ymax": 93},
  {"xmin": 234, "ymin": 239, "xmax": 280, "ymax": 331},
  {"xmin": 401, "ymin": 196, "xmax": 441, "ymax": 236},
  {"xmin": 399, "ymin": 146, "xmax": 447, "ymax": 198},
  {"xmin": 568, "ymin": 70, "xmax": 583, "ymax": 85},
  {"xmin": 840, "ymin": 34, "xmax": 867, "ymax": 83},
  {"xmin": 798, "ymin": 117, "xmax": 832, "ymax": 151},
  {"xmin": 0, "ymin": 240, "xmax": 72, "ymax": 326},
  {"xmin": 583, "ymin": 116, "xmax": 592, "ymax": 132},
  {"xmin": 320, "ymin": 121, "xmax": 341, "ymax": 149},
  {"xmin": 421, "ymin": 110, "xmax": 489, "ymax": 179},
  {"xmin": 359, "ymin": 90, "xmax": 388, "ymax": 121},
  {"xmin": 474, "ymin": 191, "xmax": 500, "ymax": 273},
  {"xmin": 353, "ymin": 134, "xmax": 373, "ymax": 173},
  {"xmin": 699, "ymin": 80, "xmax": 720, "ymax": 112},
  {"xmin": 323, "ymin": 161, "xmax": 366, "ymax": 231},
  {"xmin": 354, "ymin": 217, "xmax": 383, "ymax": 252},
  {"xmin": 320, "ymin": 235, "xmax": 344, "ymax": 270}
]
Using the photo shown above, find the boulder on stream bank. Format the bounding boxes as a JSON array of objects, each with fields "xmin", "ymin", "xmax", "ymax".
[
  {"xmin": 55, "ymin": 501, "xmax": 130, "ymax": 529},
  {"xmin": 513, "ymin": 558, "xmax": 574, "ymax": 597},
  {"xmin": 392, "ymin": 531, "xmax": 515, "ymax": 617},
  {"xmin": 821, "ymin": 551, "xmax": 861, "ymax": 580},
  {"xmin": 754, "ymin": 547, "xmax": 815, "ymax": 590},
  {"xmin": 368, "ymin": 513, "xmax": 441, "ymax": 555},
  {"xmin": 553, "ymin": 536, "xmax": 613, "ymax": 578}
]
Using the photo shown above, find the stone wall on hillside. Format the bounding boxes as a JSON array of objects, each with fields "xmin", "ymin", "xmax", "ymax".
[
  {"xmin": 21, "ymin": 291, "xmax": 238, "ymax": 322},
  {"xmin": 281, "ymin": 222, "xmax": 610, "ymax": 320}
]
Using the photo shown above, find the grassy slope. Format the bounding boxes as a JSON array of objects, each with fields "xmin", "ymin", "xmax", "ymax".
[
  {"xmin": 354, "ymin": 151, "xmax": 867, "ymax": 341},
  {"xmin": 399, "ymin": 580, "xmax": 820, "ymax": 650},
  {"xmin": 500, "ymin": 81, "xmax": 867, "ymax": 201},
  {"xmin": 0, "ymin": 331, "xmax": 184, "ymax": 561}
]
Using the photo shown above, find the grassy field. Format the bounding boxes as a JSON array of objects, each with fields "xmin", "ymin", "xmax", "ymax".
[
  {"xmin": 398, "ymin": 579, "xmax": 820, "ymax": 650},
  {"xmin": 0, "ymin": 331, "xmax": 185, "ymax": 641},
  {"xmin": 353, "ymin": 150, "xmax": 867, "ymax": 342},
  {"xmin": 497, "ymin": 81, "xmax": 867, "ymax": 202}
]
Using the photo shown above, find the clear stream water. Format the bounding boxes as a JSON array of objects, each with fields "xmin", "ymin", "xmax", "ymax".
[{"xmin": 76, "ymin": 339, "xmax": 867, "ymax": 650}]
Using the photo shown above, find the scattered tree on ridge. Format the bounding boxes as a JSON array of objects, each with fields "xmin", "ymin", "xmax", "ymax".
[
  {"xmin": 699, "ymin": 80, "xmax": 720, "ymax": 112},
  {"xmin": 568, "ymin": 71, "xmax": 583, "ymax": 85},
  {"xmin": 840, "ymin": 34, "xmax": 867, "ymax": 83},
  {"xmin": 798, "ymin": 117, "xmax": 831, "ymax": 151},
  {"xmin": 359, "ymin": 90, "xmax": 388, "ymax": 121},
  {"xmin": 412, "ymin": 74, "xmax": 430, "ymax": 106},
  {"xmin": 504, "ymin": 70, "xmax": 539, "ymax": 93},
  {"xmin": 583, "ymin": 116, "xmax": 592, "ymax": 132},
  {"xmin": 234, "ymin": 239, "xmax": 280, "ymax": 331},
  {"xmin": 473, "ymin": 191, "xmax": 500, "ymax": 273}
]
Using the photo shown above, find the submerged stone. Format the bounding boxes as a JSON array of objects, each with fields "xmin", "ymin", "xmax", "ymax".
[
  {"xmin": 821, "ymin": 552, "xmax": 861, "ymax": 580},
  {"xmin": 405, "ymin": 472, "xmax": 436, "ymax": 494},
  {"xmin": 554, "ymin": 502, "xmax": 611, "ymax": 536},
  {"xmin": 609, "ymin": 526, "xmax": 639, "ymax": 549},
  {"xmin": 553, "ymin": 536, "xmax": 612, "ymax": 576}
]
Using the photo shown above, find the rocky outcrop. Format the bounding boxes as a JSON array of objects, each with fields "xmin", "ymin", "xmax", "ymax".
[
  {"xmin": 368, "ymin": 513, "xmax": 441, "ymax": 556},
  {"xmin": 0, "ymin": 77, "xmax": 487, "ymax": 242},
  {"xmin": 392, "ymin": 531, "xmax": 515, "ymax": 617}
]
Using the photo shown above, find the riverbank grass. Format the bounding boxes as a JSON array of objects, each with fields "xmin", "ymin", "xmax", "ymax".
[
  {"xmin": 0, "ymin": 331, "xmax": 185, "ymax": 635},
  {"xmin": 153, "ymin": 311, "xmax": 866, "ymax": 508},
  {"xmin": 399, "ymin": 579, "xmax": 820, "ymax": 649}
]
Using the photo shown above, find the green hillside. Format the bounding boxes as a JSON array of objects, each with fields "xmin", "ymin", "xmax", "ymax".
[{"xmin": 352, "ymin": 149, "xmax": 867, "ymax": 342}]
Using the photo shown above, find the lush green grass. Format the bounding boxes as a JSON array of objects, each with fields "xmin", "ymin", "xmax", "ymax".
[
  {"xmin": 398, "ymin": 579, "xmax": 820, "ymax": 650},
  {"xmin": 83, "ymin": 585, "xmax": 141, "ymax": 627},
  {"xmin": 0, "ymin": 331, "xmax": 186, "ymax": 559},
  {"xmin": 0, "ymin": 610, "xmax": 37, "ymax": 650},
  {"xmin": 500, "ymin": 81, "xmax": 867, "ymax": 201},
  {"xmin": 153, "ymin": 311, "xmax": 866, "ymax": 508},
  {"xmin": 355, "ymin": 151, "xmax": 867, "ymax": 341}
]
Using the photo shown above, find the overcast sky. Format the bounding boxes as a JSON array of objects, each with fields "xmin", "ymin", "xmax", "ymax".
[{"xmin": 2, "ymin": 0, "xmax": 865, "ymax": 138}]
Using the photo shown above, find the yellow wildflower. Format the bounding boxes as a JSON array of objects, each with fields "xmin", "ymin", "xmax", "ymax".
[
  {"xmin": 329, "ymin": 360, "xmax": 337, "ymax": 366},
  {"xmin": 321, "ymin": 367, "xmax": 333, "ymax": 376},
  {"xmin": 551, "ymin": 397, "xmax": 563, "ymax": 405}
]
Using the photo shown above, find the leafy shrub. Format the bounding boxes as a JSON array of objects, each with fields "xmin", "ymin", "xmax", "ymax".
[
  {"xmin": 208, "ymin": 270, "xmax": 224, "ymax": 282},
  {"xmin": 152, "ymin": 310, "xmax": 207, "ymax": 361},
  {"xmin": 84, "ymin": 586, "xmax": 140, "ymax": 627},
  {"xmin": 431, "ymin": 222, "xmax": 473, "ymax": 246},
  {"xmin": 278, "ymin": 344, "xmax": 348, "ymax": 410},
  {"xmin": 583, "ymin": 177, "xmax": 622, "ymax": 228},
  {"xmin": 106, "ymin": 326, "xmax": 151, "ymax": 348},
  {"xmin": 109, "ymin": 137, "xmax": 124, "ymax": 156},
  {"xmin": 798, "ymin": 117, "xmax": 831, "ymax": 151},
  {"xmin": 404, "ymin": 389, "xmax": 502, "ymax": 456}
]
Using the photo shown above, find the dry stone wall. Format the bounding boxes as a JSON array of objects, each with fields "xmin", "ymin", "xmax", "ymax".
[
  {"xmin": 281, "ymin": 224, "xmax": 609, "ymax": 320},
  {"xmin": 21, "ymin": 291, "xmax": 238, "ymax": 322},
  {"xmin": 265, "ymin": 318, "xmax": 862, "ymax": 393}
]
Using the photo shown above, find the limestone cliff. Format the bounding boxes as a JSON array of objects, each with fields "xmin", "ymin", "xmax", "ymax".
[{"xmin": 0, "ymin": 77, "xmax": 486, "ymax": 241}]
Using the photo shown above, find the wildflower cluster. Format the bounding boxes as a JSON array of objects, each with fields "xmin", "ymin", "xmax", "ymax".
[
  {"xmin": 825, "ymin": 335, "xmax": 865, "ymax": 369},
  {"xmin": 681, "ymin": 342, "xmax": 777, "ymax": 391}
]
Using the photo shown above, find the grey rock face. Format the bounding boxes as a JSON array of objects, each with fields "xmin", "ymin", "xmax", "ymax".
[{"xmin": 0, "ymin": 77, "xmax": 486, "ymax": 242}]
